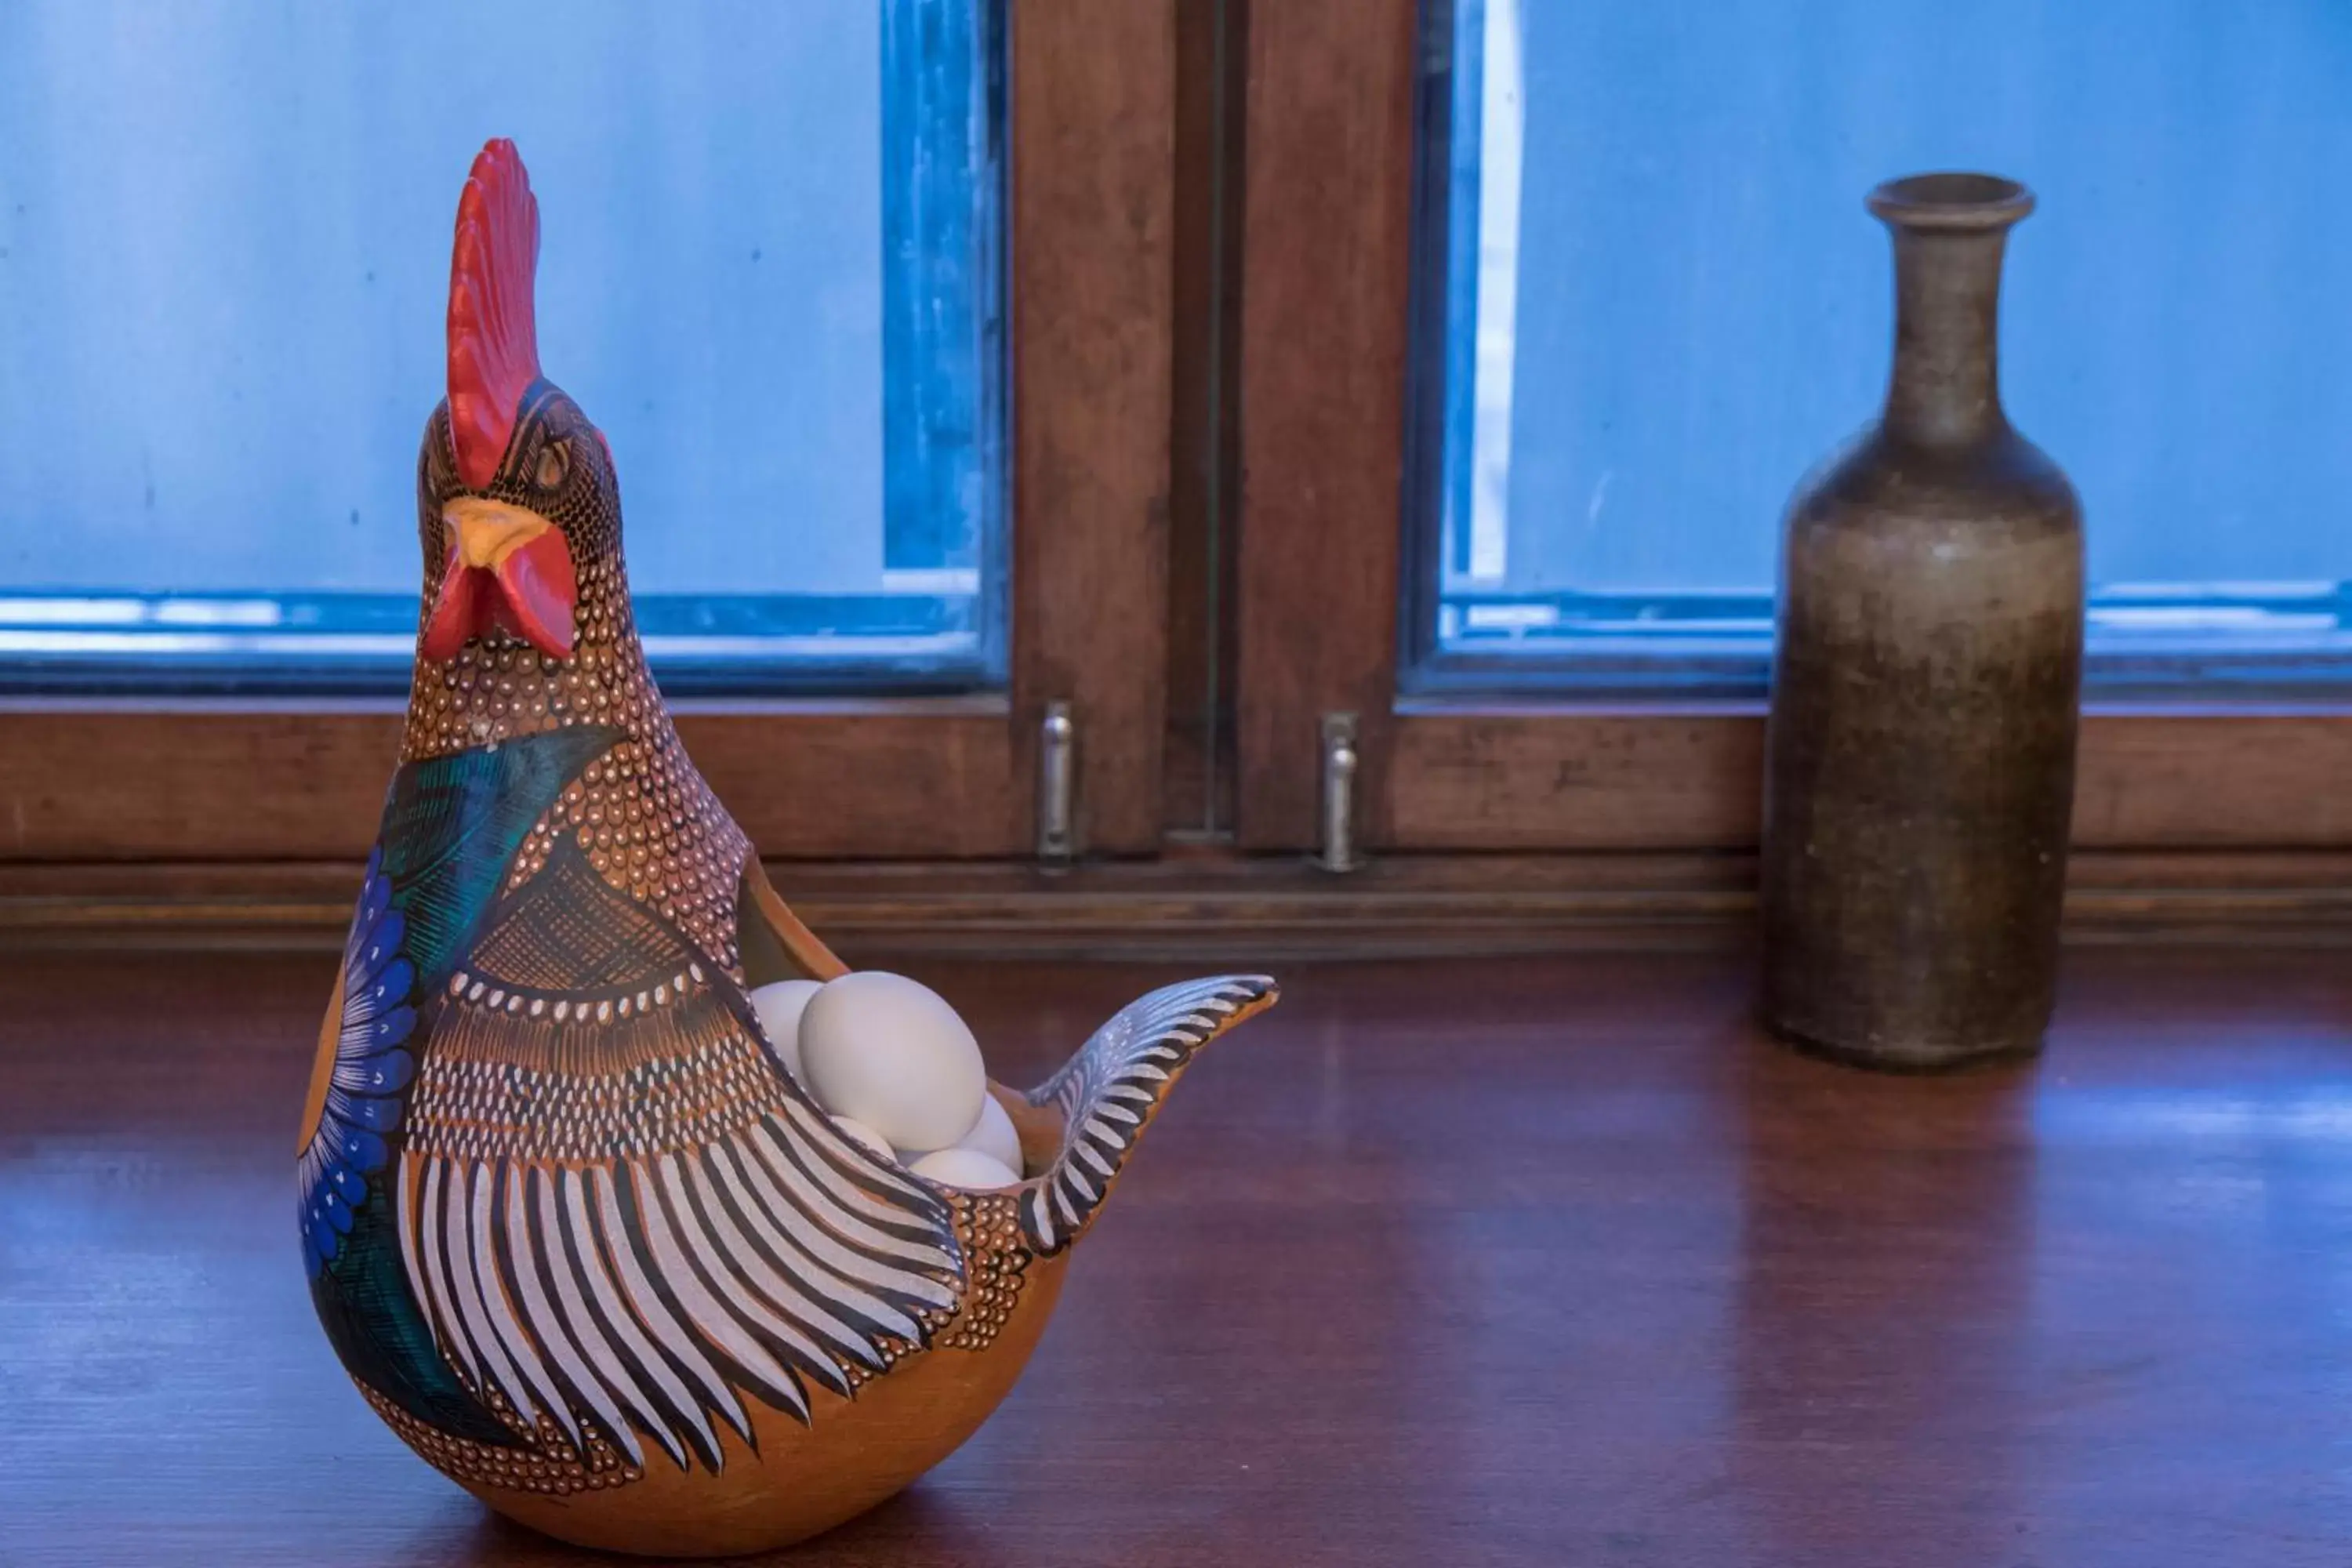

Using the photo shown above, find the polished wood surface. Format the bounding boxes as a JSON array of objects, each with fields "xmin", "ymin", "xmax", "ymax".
[{"xmin": 7, "ymin": 946, "xmax": 2349, "ymax": 1565}]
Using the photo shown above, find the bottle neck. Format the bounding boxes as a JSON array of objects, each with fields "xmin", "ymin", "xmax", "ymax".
[{"xmin": 1882, "ymin": 227, "xmax": 2010, "ymax": 448}]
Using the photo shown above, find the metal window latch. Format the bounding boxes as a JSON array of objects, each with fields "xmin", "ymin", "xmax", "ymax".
[
  {"xmin": 1316, "ymin": 711, "xmax": 1360, "ymax": 873},
  {"xmin": 1036, "ymin": 700, "xmax": 1076, "ymax": 865}
]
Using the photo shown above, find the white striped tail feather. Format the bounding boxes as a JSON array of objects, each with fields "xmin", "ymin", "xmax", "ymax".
[
  {"xmin": 397, "ymin": 1094, "xmax": 964, "ymax": 1476},
  {"xmin": 521, "ymin": 1165, "xmax": 663, "ymax": 1469},
  {"xmin": 766, "ymin": 1100, "xmax": 961, "ymax": 1266},
  {"xmin": 1018, "ymin": 975, "xmax": 1276, "ymax": 1256},
  {"xmin": 688, "ymin": 1150, "xmax": 891, "ymax": 1374},
  {"xmin": 586, "ymin": 1161, "xmax": 750, "ymax": 1464},
  {"xmin": 555, "ymin": 1163, "xmax": 724, "ymax": 1470},
  {"xmin": 626, "ymin": 1152, "xmax": 818, "ymax": 1423}
]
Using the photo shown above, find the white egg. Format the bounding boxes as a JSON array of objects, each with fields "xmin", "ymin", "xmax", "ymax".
[
  {"xmin": 829, "ymin": 1115, "xmax": 898, "ymax": 1164},
  {"xmin": 909, "ymin": 1147, "xmax": 1022, "ymax": 1191},
  {"xmin": 798, "ymin": 971, "xmax": 987, "ymax": 1154},
  {"xmin": 747, "ymin": 978, "xmax": 823, "ymax": 1083},
  {"xmin": 895, "ymin": 1094, "xmax": 1024, "ymax": 1171},
  {"xmin": 953, "ymin": 1093, "xmax": 1025, "ymax": 1175}
]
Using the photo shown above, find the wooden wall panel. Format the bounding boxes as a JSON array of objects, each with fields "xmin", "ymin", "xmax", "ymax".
[
  {"xmin": 1232, "ymin": 0, "xmax": 1420, "ymax": 849},
  {"xmin": 0, "ymin": 706, "xmax": 403, "ymax": 862},
  {"xmin": 1162, "ymin": 0, "xmax": 1247, "ymax": 837},
  {"xmin": 1390, "ymin": 709, "xmax": 1766, "ymax": 849},
  {"xmin": 2070, "ymin": 710, "xmax": 2352, "ymax": 847},
  {"xmin": 0, "ymin": 703, "xmax": 1020, "ymax": 862},
  {"xmin": 1388, "ymin": 707, "xmax": 2352, "ymax": 851},
  {"xmin": 1011, "ymin": 0, "xmax": 1179, "ymax": 855}
]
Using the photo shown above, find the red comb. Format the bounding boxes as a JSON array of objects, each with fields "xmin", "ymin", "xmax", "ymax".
[{"xmin": 446, "ymin": 139, "xmax": 541, "ymax": 490}]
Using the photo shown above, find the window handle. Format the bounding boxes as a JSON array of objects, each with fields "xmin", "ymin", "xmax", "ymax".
[
  {"xmin": 1316, "ymin": 712, "xmax": 1361, "ymax": 874},
  {"xmin": 1036, "ymin": 700, "xmax": 1077, "ymax": 865}
]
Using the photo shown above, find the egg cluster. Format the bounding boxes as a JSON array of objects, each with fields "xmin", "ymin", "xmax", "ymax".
[{"xmin": 747, "ymin": 972, "xmax": 1025, "ymax": 1190}]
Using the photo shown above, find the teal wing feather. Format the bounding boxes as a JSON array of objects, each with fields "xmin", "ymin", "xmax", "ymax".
[
  {"xmin": 307, "ymin": 725, "xmax": 622, "ymax": 1443},
  {"xmin": 376, "ymin": 725, "xmax": 622, "ymax": 987}
]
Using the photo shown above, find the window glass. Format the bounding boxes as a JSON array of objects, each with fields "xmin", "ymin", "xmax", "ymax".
[
  {"xmin": 0, "ymin": 0, "xmax": 1003, "ymax": 693},
  {"xmin": 1416, "ymin": 0, "xmax": 2352, "ymax": 695}
]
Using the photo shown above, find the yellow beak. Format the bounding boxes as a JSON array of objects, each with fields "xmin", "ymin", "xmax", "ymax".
[{"xmin": 442, "ymin": 495, "xmax": 555, "ymax": 569}]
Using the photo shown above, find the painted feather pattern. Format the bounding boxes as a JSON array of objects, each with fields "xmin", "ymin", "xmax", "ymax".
[
  {"xmin": 301, "ymin": 588, "xmax": 1281, "ymax": 1492},
  {"xmin": 385, "ymin": 832, "xmax": 963, "ymax": 1475},
  {"xmin": 1020, "ymin": 975, "xmax": 1277, "ymax": 1255},
  {"xmin": 299, "ymin": 848, "xmax": 417, "ymax": 1276},
  {"xmin": 303, "ymin": 731, "xmax": 629, "ymax": 1448}
]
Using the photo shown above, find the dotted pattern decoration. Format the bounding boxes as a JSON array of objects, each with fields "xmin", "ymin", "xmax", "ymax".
[
  {"xmin": 932, "ymin": 1189, "xmax": 1035, "ymax": 1352},
  {"xmin": 361, "ymin": 1382, "xmax": 640, "ymax": 1499},
  {"xmin": 402, "ymin": 391, "xmax": 749, "ymax": 973},
  {"xmin": 441, "ymin": 956, "xmax": 713, "ymax": 1038},
  {"xmin": 405, "ymin": 1037, "xmax": 782, "ymax": 1166}
]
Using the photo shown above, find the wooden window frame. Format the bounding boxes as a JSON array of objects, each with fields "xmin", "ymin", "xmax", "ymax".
[
  {"xmin": 1235, "ymin": 0, "xmax": 2352, "ymax": 858},
  {"xmin": 0, "ymin": 0, "xmax": 1176, "ymax": 866}
]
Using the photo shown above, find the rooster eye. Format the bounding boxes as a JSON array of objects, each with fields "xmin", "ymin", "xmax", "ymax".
[{"xmin": 533, "ymin": 440, "xmax": 570, "ymax": 492}]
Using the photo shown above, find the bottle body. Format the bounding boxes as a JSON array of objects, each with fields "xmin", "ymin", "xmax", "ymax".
[{"xmin": 1759, "ymin": 174, "xmax": 2083, "ymax": 1069}]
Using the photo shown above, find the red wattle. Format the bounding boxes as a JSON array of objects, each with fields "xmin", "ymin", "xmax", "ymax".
[
  {"xmin": 490, "ymin": 528, "xmax": 578, "ymax": 659},
  {"xmin": 419, "ymin": 543, "xmax": 486, "ymax": 662},
  {"xmin": 418, "ymin": 530, "xmax": 576, "ymax": 662}
]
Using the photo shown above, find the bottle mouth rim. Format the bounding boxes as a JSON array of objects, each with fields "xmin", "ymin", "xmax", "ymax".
[{"xmin": 1867, "ymin": 172, "xmax": 2034, "ymax": 230}]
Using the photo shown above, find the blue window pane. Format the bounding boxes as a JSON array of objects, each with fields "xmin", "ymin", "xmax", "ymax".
[
  {"xmin": 0, "ymin": 0, "xmax": 1003, "ymax": 695},
  {"xmin": 1415, "ymin": 0, "xmax": 2352, "ymax": 696}
]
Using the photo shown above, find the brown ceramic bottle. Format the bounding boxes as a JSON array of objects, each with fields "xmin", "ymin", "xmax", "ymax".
[{"xmin": 1759, "ymin": 173, "xmax": 2082, "ymax": 1071}]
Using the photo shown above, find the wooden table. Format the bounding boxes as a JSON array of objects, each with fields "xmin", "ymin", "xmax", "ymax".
[{"xmin": 5, "ymin": 946, "xmax": 2349, "ymax": 1566}]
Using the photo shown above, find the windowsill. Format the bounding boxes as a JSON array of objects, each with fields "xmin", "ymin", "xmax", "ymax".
[{"xmin": 5, "ymin": 846, "xmax": 2350, "ymax": 959}]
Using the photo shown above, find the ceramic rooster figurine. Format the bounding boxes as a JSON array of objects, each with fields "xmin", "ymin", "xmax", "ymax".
[{"xmin": 298, "ymin": 140, "xmax": 1276, "ymax": 1557}]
